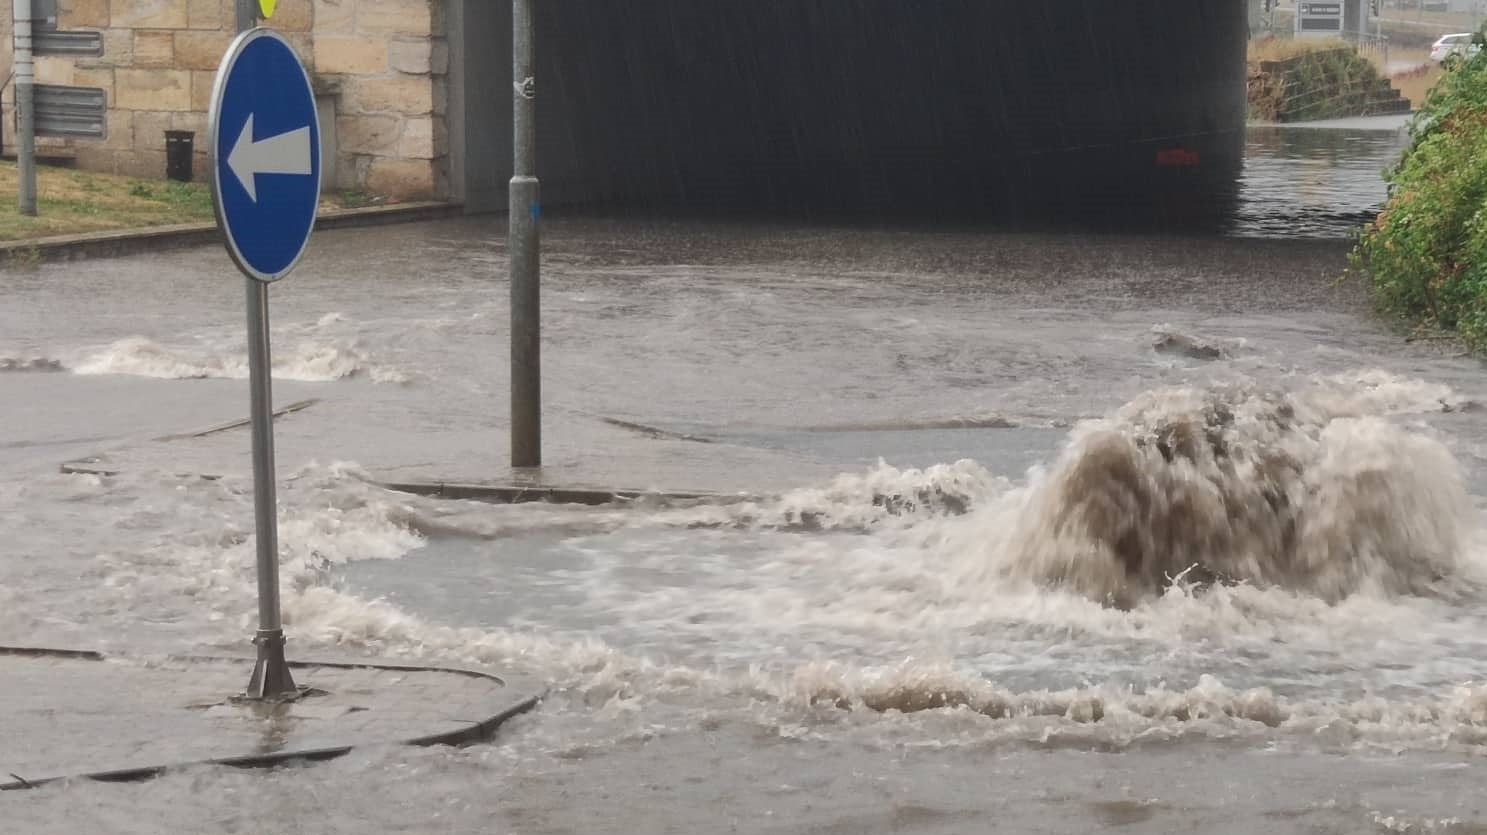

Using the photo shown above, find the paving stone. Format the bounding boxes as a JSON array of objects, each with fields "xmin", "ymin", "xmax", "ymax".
[{"xmin": 0, "ymin": 650, "xmax": 542, "ymax": 789}]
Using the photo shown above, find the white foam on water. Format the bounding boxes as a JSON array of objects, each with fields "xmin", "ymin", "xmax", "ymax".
[
  {"xmin": 0, "ymin": 355, "xmax": 66, "ymax": 372},
  {"xmin": 694, "ymin": 458, "xmax": 1009, "ymax": 531},
  {"xmin": 61, "ymin": 371, "xmax": 1487, "ymax": 756},
  {"xmin": 1371, "ymin": 811, "xmax": 1470, "ymax": 833},
  {"xmin": 68, "ymin": 336, "xmax": 408, "ymax": 383},
  {"xmin": 1312, "ymin": 368, "xmax": 1473, "ymax": 415},
  {"xmin": 275, "ymin": 582, "xmax": 1487, "ymax": 756},
  {"xmin": 1149, "ymin": 324, "xmax": 1243, "ymax": 361}
]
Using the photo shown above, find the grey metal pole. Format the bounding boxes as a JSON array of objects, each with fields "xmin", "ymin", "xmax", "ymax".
[
  {"xmin": 13, "ymin": 0, "xmax": 35, "ymax": 217},
  {"xmin": 235, "ymin": 0, "xmax": 257, "ymax": 32},
  {"xmin": 243, "ymin": 279, "xmax": 295, "ymax": 699},
  {"xmin": 233, "ymin": 1, "xmax": 294, "ymax": 701},
  {"xmin": 510, "ymin": 0, "xmax": 541, "ymax": 468}
]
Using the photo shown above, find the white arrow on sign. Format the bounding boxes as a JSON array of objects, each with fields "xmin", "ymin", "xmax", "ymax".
[{"xmin": 227, "ymin": 113, "xmax": 312, "ymax": 202}]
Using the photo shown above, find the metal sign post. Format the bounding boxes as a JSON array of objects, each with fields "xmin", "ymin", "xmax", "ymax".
[
  {"xmin": 12, "ymin": 0, "xmax": 36, "ymax": 216},
  {"xmin": 234, "ymin": 0, "xmax": 256, "ymax": 32},
  {"xmin": 208, "ymin": 26, "xmax": 322, "ymax": 700},
  {"xmin": 510, "ymin": 0, "xmax": 541, "ymax": 468}
]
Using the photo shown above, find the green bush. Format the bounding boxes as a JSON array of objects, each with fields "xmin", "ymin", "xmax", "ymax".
[{"xmin": 1352, "ymin": 38, "xmax": 1487, "ymax": 347}]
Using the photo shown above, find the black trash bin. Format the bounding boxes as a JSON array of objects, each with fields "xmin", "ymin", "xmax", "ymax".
[{"xmin": 165, "ymin": 130, "xmax": 194, "ymax": 182}]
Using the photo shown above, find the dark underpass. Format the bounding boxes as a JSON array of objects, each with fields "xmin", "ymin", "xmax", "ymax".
[{"xmin": 447, "ymin": 0, "xmax": 1249, "ymax": 227}]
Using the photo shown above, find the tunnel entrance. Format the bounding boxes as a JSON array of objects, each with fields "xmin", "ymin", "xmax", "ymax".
[{"xmin": 447, "ymin": 1, "xmax": 1249, "ymax": 228}]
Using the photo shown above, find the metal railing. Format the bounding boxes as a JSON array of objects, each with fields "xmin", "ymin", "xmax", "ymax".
[{"xmin": 1340, "ymin": 30, "xmax": 1391, "ymax": 65}]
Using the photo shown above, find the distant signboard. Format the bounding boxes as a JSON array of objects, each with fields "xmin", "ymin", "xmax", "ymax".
[
  {"xmin": 33, "ymin": 30, "xmax": 103, "ymax": 57},
  {"xmin": 28, "ymin": 0, "xmax": 104, "ymax": 57},
  {"xmin": 1297, "ymin": 1, "xmax": 1343, "ymax": 35},
  {"xmin": 33, "ymin": 85, "xmax": 107, "ymax": 139}
]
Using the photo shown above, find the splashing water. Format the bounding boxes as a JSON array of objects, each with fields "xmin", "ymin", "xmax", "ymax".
[
  {"xmin": 68, "ymin": 336, "xmax": 408, "ymax": 383},
  {"xmin": 991, "ymin": 381, "xmax": 1474, "ymax": 606}
]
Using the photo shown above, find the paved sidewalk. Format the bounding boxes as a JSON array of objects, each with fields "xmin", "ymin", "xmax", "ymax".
[
  {"xmin": 0, "ymin": 648, "xmax": 541, "ymax": 790},
  {"xmin": 0, "ymin": 201, "xmax": 461, "ymax": 265}
]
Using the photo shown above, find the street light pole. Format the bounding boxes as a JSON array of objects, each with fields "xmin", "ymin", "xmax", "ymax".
[
  {"xmin": 13, "ymin": 0, "xmax": 35, "ymax": 216},
  {"xmin": 510, "ymin": 0, "xmax": 541, "ymax": 468}
]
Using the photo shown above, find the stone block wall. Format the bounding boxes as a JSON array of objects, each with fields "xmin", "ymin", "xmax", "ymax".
[
  {"xmin": 0, "ymin": 0, "xmax": 446, "ymax": 200},
  {"xmin": 311, "ymin": 0, "xmax": 446, "ymax": 198}
]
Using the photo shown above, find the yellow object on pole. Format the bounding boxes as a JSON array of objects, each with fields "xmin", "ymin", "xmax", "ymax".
[{"xmin": 258, "ymin": 0, "xmax": 276, "ymax": 18}]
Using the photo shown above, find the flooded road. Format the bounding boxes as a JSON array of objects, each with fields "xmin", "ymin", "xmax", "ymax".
[
  {"xmin": 9, "ymin": 116, "xmax": 1487, "ymax": 834},
  {"xmin": 1234, "ymin": 115, "xmax": 1414, "ymax": 238}
]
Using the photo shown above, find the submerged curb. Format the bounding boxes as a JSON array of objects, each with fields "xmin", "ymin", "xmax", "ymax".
[
  {"xmin": 379, "ymin": 480, "xmax": 736, "ymax": 506},
  {"xmin": 0, "ymin": 645, "xmax": 544, "ymax": 791},
  {"xmin": 58, "ymin": 459, "xmax": 741, "ymax": 506},
  {"xmin": 0, "ymin": 201, "xmax": 463, "ymax": 265}
]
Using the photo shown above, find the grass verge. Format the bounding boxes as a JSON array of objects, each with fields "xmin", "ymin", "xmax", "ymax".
[
  {"xmin": 0, "ymin": 161, "xmax": 388, "ymax": 242},
  {"xmin": 0, "ymin": 162, "xmax": 216, "ymax": 241}
]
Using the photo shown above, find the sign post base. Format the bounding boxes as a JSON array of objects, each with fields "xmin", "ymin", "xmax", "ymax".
[{"xmin": 245, "ymin": 629, "xmax": 298, "ymax": 701}]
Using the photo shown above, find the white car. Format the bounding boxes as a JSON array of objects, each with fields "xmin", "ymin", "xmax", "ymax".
[{"xmin": 1430, "ymin": 32, "xmax": 1481, "ymax": 63}]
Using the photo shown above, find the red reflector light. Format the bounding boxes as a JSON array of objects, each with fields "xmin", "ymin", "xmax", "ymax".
[{"xmin": 1156, "ymin": 148, "xmax": 1201, "ymax": 167}]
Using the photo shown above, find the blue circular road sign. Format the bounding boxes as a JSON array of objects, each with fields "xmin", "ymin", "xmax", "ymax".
[{"xmin": 209, "ymin": 28, "xmax": 321, "ymax": 282}]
